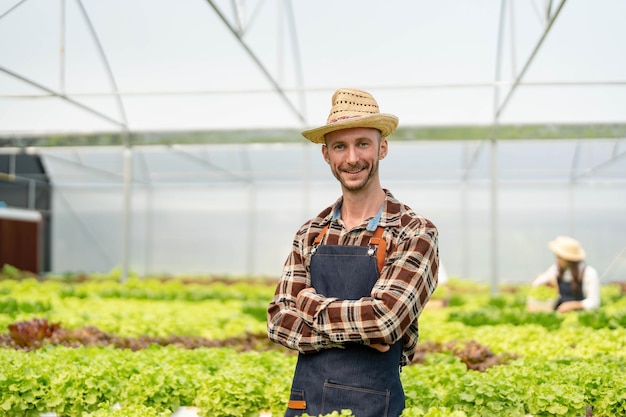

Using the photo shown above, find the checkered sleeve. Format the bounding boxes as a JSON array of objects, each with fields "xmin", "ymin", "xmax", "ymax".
[
  {"xmin": 267, "ymin": 218, "xmax": 345, "ymax": 353},
  {"xmin": 296, "ymin": 215, "xmax": 439, "ymax": 364},
  {"xmin": 267, "ymin": 194, "xmax": 439, "ymax": 365}
]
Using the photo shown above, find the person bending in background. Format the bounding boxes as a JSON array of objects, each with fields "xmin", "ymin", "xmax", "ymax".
[
  {"xmin": 267, "ymin": 88, "xmax": 439, "ymax": 417},
  {"xmin": 532, "ymin": 235, "xmax": 600, "ymax": 313}
]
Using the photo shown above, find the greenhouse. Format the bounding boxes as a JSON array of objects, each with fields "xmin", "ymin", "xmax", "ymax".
[
  {"xmin": 2, "ymin": 138, "xmax": 625, "ymax": 289},
  {"xmin": 1, "ymin": 1, "xmax": 626, "ymax": 416},
  {"xmin": 1, "ymin": 0, "xmax": 625, "ymax": 289}
]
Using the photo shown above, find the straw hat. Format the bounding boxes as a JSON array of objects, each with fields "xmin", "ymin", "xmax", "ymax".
[
  {"xmin": 301, "ymin": 88, "xmax": 399, "ymax": 144},
  {"xmin": 548, "ymin": 236, "xmax": 586, "ymax": 262}
]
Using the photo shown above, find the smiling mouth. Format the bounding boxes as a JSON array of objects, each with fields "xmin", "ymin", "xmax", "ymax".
[{"xmin": 343, "ymin": 165, "xmax": 366, "ymax": 174}]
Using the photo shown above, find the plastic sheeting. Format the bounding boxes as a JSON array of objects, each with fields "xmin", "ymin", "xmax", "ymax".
[
  {"xmin": 37, "ymin": 138, "xmax": 626, "ymax": 284},
  {"xmin": 2, "ymin": 1, "xmax": 626, "ymax": 133}
]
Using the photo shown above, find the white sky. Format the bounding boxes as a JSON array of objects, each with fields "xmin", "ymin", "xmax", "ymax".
[{"xmin": 0, "ymin": 0, "xmax": 625, "ymax": 134}]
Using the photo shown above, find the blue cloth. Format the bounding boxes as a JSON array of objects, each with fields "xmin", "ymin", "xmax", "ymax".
[{"xmin": 285, "ymin": 218, "xmax": 404, "ymax": 417}]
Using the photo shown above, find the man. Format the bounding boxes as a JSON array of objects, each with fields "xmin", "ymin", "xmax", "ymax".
[{"xmin": 267, "ymin": 88, "xmax": 439, "ymax": 417}]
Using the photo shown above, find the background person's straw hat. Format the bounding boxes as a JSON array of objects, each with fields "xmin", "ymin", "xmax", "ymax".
[
  {"xmin": 301, "ymin": 88, "xmax": 399, "ymax": 144},
  {"xmin": 548, "ymin": 236, "xmax": 586, "ymax": 262}
]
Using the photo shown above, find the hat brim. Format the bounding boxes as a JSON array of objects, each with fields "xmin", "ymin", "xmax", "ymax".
[
  {"xmin": 301, "ymin": 114, "xmax": 399, "ymax": 144},
  {"xmin": 548, "ymin": 240, "xmax": 586, "ymax": 262}
]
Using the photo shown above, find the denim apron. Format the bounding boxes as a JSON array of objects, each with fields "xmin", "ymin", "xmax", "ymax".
[
  {"xmin": 285, "ymin": 217, "xmax": 405, "ymax": 417},
  {"xmin": 555, "ymin": 265, "xmax": 586, "ymax": 309}
]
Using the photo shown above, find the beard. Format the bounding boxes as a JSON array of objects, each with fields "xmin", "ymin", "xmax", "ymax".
[{"xmin": 332, "ymin": 159, "xmax": 379, "ymax": 192}]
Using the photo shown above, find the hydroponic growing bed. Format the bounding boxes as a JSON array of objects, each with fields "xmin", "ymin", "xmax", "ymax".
[{"xmin": 1, "ymin": 267, "xmax": 625, "ymax": 417}]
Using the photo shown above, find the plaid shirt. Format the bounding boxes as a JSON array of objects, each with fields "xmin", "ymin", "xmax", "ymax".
[{"xmin": 267, "ymin": 190, "xmax": 439, "ymax": 366}]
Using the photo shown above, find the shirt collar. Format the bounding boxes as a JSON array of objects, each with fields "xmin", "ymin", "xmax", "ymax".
[{"xmin": 326, "ymin": 189, "xmax": 401, "ymax": 231}]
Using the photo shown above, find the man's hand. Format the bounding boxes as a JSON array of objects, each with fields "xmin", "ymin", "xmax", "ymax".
[{"xmin": 369, "ymin": 343, "xmax": 390, "ymax": 352}]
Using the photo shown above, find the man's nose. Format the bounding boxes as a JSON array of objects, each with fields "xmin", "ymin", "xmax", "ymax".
[{"xmin": 346, "ymin": 145, "xmax": 359, "ymax": 164}]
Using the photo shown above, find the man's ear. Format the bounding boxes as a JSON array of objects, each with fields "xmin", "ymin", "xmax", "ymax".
[
  {"xmin": 322, "ymin": 145, "xmax": 330, "ymax": 164},
  {"xmin": 379, "ymin": 138, "xmax": 388, "ymax": 159}
]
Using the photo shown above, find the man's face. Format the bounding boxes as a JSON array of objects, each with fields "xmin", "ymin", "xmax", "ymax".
[{"xmin": 322, "ymin": 127, "xmax": 388, "ymax": 192}]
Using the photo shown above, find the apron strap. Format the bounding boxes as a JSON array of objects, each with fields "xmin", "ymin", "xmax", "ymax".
[
  {"xmin": 313, "ymin": 224, "xmax": 386, "ymax": 273},
  {"xmin": 313, "ymin": 224, "xmax": 330, "ymax": 245},
  {"xmin": 370, "ymin": 226, "xmax": 386, "ymax": 273}
]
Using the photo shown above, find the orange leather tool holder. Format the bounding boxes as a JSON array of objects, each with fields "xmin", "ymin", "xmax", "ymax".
[{"xmin": 288, "ymin": 400, "xmax": 306, "ymax": 410}]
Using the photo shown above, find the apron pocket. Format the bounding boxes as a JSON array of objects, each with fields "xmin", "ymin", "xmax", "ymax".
[{"xmin": 322, "ymin": 380, "xmax": 390, "ymax": 417}]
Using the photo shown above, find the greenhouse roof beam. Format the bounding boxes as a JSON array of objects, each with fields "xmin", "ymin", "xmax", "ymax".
[
  {"xmin": 204, "ymin": 0, "xmax": 307, "ymax": 126},
  {"xmin": 495, "ymin": 0, "xmax": 567, "ymax": 121},
  {"xmin": 0, "ymin": 65, "xmax": 125, "ymax": 130}
]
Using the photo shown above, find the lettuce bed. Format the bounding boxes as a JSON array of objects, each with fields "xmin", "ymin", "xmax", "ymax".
[{"xmin": 1, "ymin": 275, "xmax": 625, "ymax": 416}]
